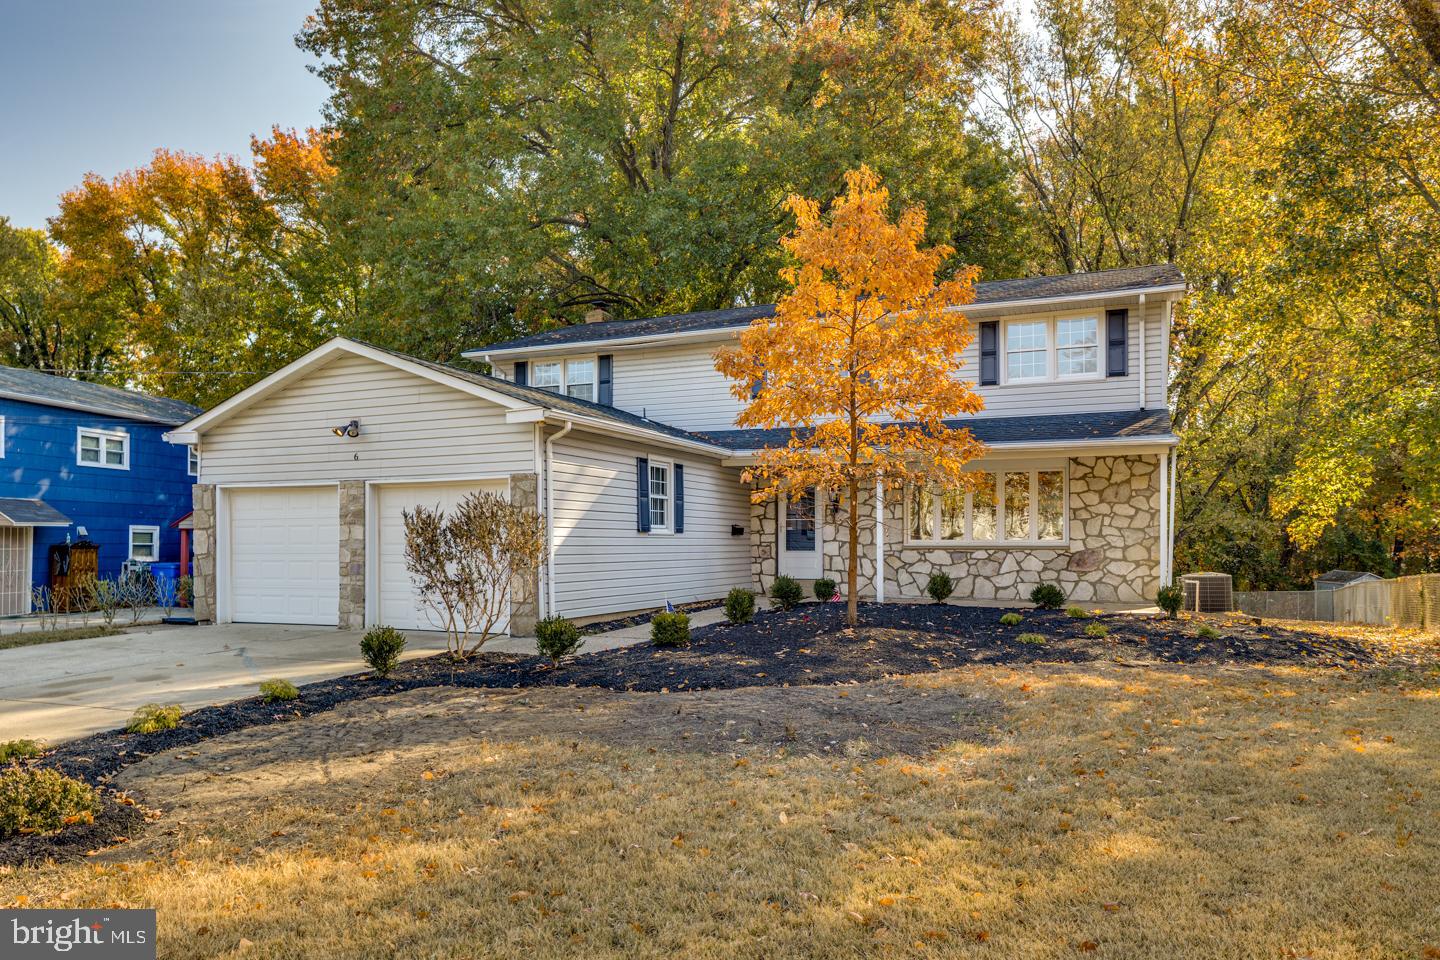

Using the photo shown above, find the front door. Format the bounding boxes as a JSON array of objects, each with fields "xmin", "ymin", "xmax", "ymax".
[{"xmin": 779, "ymin": 488, "xmax": 822, "ymax": 580}]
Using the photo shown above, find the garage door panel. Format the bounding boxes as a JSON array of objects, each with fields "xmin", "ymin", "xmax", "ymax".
[
  {"xmin": 376, "ymin": 481, "xmax": 508, "ymax": 633},
  {"xmin": 229, "ymin": 487, "xmax": 339, "ymax": 625}
]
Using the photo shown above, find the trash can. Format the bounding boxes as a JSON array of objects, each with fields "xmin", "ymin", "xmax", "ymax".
[{"xmin": 150, "ymin": 562, "xmax": 181, "ymax": 606}]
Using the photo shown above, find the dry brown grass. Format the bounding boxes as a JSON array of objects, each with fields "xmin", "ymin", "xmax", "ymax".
[{"xmin": 3, "ymin": 661, "xmax": 1439, "ymax": 959}]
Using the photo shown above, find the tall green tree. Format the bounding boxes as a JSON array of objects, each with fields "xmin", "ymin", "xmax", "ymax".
[{"xmin": 0, "ymin": 217, "xmax": 116, "ymax": 378}]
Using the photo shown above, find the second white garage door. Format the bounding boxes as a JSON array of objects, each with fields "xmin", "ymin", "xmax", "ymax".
[
  {"xmin": 228, "ymin": 486, "xmax": 339, "ymax": 625},
  {"xmin": 376, "ymin": 480, "xmax": 509, "ymax": 632}
]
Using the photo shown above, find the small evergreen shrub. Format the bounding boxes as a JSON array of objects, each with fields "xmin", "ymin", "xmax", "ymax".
[
  {"xmin": 535, "ymin": 615, "xmax": 584, "ymax": 666},
  {"xmin": 0, "ymin": 768, "xmax": 99, "ymax": 837},
  {"xmin": 361, "ymin": 625, "xmax": 407, "ymax": 678},
  {"xmin": 1065, "ymin": 605, "xmax": 1090, "ymax": 619},
  {"xmin": 724, "ymin": 588, "xmax": 756, "ymax": 625},
  {"xmin": 999, "ymin": 612, "xmax": 1023, "ymax": 627},
  {"xmin": 1016, "ymin": 632, "xmax": 1047, "ymax": 645},
  {"xmin": 926, "ymin": 572, "xmax": 955, "ymax": 604},
  {"xmin": 813, "ymin": 577, "xmax": 838, "ymax": 603},
  {"xmin": 651, "ymin": 611, "xmax": 691, "ymax": 648},
  {"xmin": 1156, "ymin": 584, "xmax": 1184, "ymax": 619},
  {"xmin": 770, "ymin": 575, "xmax": 803, "ymax": 611},
  {"xmin": 0, "ymin": 739, "xmax": 43, "ymax": 764},
  {"xmin": 1029, "ymin": 583, "xmax": 1066, "ymax": 609},
  {"xmin": 1197, "ymin": 624, "xmax": 1221, "ymax": 640},
  {"xmin": 259, "ymin": 679, "xmax": 299, "ymax": 703},
  {"xmin": 126, "ymin": 703, "xmax": 182, "ymax": 734},
  {"xmin": 1084, "ymin": 622, "xmax": 1109, "ymax": 638}
]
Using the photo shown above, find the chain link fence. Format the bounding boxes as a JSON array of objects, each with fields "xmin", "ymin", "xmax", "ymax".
[{"xmin": 1235, "ymin": 575, "xmax": 1439, "ymax": 629}]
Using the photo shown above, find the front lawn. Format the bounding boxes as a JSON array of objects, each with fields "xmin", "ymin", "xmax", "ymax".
[
  {"xmin": 3, "ymin": 659, "xmax": 1438, "ymax": 958},
  {"xmin": 0, "ymin": 624, "xmax": 123, "ymax": 651}
]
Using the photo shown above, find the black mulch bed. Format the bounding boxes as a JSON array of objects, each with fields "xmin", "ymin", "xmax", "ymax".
[{"xmin": 11, "ymin": 601, "xmax": 1379, "ymax": 864}]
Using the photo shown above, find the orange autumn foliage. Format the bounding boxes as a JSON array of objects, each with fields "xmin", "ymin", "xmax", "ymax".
[{"xmin": 715, "ymin": 166, "xmax": 986, "ymax": 624}]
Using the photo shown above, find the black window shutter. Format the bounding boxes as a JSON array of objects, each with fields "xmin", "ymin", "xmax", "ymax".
[
  {"xmin": 597, "ymin": 354, "xmax": 613, "ymax": 405},
  {"xmin": 749, "ymin": 375, "xmax": 763, "ymax": 400},
  {"xmin": 673, "ymin": 464, "xmax": 685, "ymax": 533},
  {"xmin": 1106, "ymin": 309, "xmax": 1129, "ymax": 377},
  {"xmin": 636, "ymin": 457, "xmax": 651, "ymax": 532},
  {"xmin": 979, "ymin": 321, "xmax": 998, "ymax": 385},
  {"xmin": 513, "ymin": 360, "xmax": 528, "ymax": 386}
]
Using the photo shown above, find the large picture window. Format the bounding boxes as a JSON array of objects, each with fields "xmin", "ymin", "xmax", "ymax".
[
  {"xmin": 1000, "ymin": 314, "xmax": 1105, "ymax": 384},
  {"xmin": 907, "ymin": 467, "xmax": 1067, "ymax": 545}
]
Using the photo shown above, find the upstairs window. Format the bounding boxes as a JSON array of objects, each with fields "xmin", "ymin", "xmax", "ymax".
[
  {"xmin": 1056, "ymin": 317, "xmax": 1100, "ymax": 376},
  {"xmin": 527, "ymin": 357, "xmax": 598, "ymax": 402},
  {"xmin": 907, "ymin": 467, "xmax": 1067, "ymax": 545},
  {"xmin": 78, "ymin": 427, "xmax": 129, "ymax": 470},
  {"xmin": 565, "ymin": 359, "xmax": 595, "ymax": 402},
  {"xmin": 1005, "ymin": 321, "xmax": 1049, "ymax": 381},
  {"xmin": 530, "ymin": 361, "xmax": 562, "ymax": 392}
]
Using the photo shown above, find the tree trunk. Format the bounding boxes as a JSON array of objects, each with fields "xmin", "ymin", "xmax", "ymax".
[{"xmin": 847, "ymin": 477, "xmax": 859, "ymax": 627}]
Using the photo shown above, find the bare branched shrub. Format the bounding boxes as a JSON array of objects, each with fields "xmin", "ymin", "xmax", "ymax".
[
  {"xmin": 117, "ymin": 570, "xmax": 155, "ymax": 623},
  {"xmin": 402, "ymin": 491, "xmax": 547, "ymax": 659},
  {"xmin": 86, "ymin": 578, "xmax": 120, "ymax": 628}
]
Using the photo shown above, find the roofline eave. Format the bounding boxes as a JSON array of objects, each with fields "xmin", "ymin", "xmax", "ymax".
[{"xmin": 717, "ymin": 433, "xmax": 1180, "ymax": 467}]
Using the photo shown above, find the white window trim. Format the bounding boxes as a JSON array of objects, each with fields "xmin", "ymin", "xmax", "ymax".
[
  {"xmin": 187, "ymin": 445, "xmax": 200, "ymax": 477},
  {"xmin": 128, "ymin": 524, "xmax": 160, "ymax": 562},
  {"xmin": 998, "ymin": 313, "xmax": 1109, "ymax": 386},
  {"xmin": 647, "ymin": 457, "xmax": 673, "ymax": 535},
  {"xmin": 904, "ymin": 463, "xmax": 1070, "ymax": 548},
  {"xmin": 524, "ymin": 354, "xmax": 600, "ymax": 402},
  {"xmin": 77, "ymin": 426, "xmax": 130, "ymax": 470}
]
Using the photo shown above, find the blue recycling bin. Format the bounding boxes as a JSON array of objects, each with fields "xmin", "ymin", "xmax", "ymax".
[{"xmin": 150, "ymin": 562, "xmax": 181, "ymax": 604}]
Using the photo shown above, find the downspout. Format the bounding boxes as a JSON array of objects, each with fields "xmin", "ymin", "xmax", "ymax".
[
  {"xmin": 544, "ymin": 420, "xmax": 574, "ymax": 618},
  {"xmin": 874, "ymin": 478, "xmax": 885, "ymax": 603},
  {"xmin": 1137, "ymin": 293, "xmax": 1147, "ymax": 409}
]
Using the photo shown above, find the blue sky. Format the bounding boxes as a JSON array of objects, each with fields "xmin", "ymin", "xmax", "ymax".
[{"xmin": 0, "ymin": 0, "xmax": 328, "ymax": 229}]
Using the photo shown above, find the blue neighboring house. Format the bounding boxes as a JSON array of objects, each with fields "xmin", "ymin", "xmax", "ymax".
[{"xmin": 0, "ymin": 365, "xmax": 201, "ymax": 616}]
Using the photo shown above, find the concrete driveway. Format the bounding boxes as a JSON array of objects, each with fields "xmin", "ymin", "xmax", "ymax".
[{"xmin": 0, "ymin": 623, "xmax": 457, "ymax": 744}]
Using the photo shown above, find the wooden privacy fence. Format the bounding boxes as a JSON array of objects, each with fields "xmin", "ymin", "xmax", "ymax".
[{"xmin": 1235, "ymin": 575, "xmax": 1440, "ymax": 629}]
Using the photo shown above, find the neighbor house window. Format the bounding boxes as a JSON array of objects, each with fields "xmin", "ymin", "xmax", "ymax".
[
  {"xmin": 1005, "ymin": 320, "xmax": 1049, "ymax": 381},
  {"xmin": 187, "ymin": 445, "xmax": 199, "ymax": 476},
  {"xmin": 565, "ymin": 358, "xmax": 595, "ymax": 402},
  {"xmin": 78, "ymin": 427, "xmax": 129, "ymax": 469},
  {"xmin": 907, "ymin": 467, "xmax": 1067, "ymax": 545},
  {"xmin": 530, "ymin": 361, "xmax": 562, "ymax": 392},
  {"xmin": 0, "ymin": 415, "xmax": 6, "ymax": 458},
  {"xmin": 1055, "ymin": 316, "xmax": 1100, "ymax": 376},
  {"xmin": 648, "ymin": 461, "xmax": 670, "ymax": 531},
  {"xmin": 128, "ymin": 525, "xmax": 159, "ymax": 561}
]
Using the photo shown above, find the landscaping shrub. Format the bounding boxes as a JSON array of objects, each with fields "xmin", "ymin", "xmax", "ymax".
[
  {"xmin": 1084, "ymin": 622, "xmax": 1109, "ymax": 638},
  {"xmin": 0, "ymin": 768, "xmax": 99, "ymax": 837},
  {"xmin": 724, "ymin": 588, "xmax": 756, "ymax": 625},
  {"xmin": 770, "ymin": 575, "xmax": 803, "ymax": 611},
  {"xmin": 999, "ymin": 612, "xmax": 1023, "ymax": 627},
  {"xmin": 1016, "ymin": 632, "xmax": 1047, "ymax": 645},
  {"xmin": 0, "ymin": 739, "xmax": 43, "ymax": 764},
  {"xmin": 1156, "ymin": 584, "xmax": 1184, "ymax": 619},
  {"xmin": 259, "ymin": 679, "xmax": 300, "ymax": 703},
  {"xmin": 926, "ymin": 572, "xmax": 955, "ymax": 604},
  {"xmin": 535, "ymin": 615, "xmax": 584, "ymax": 666},
  {"xmin": 126, "ymin": 703, "xmax": 182, "ymax": 734},
  {"xmin": 1065, "ymin": 605, "xmax": 1090, "ymax": 619},
  {"xmin": 1197, "ymin": 624, "xmax": 1221, "ymax": 640},
  {"xmin": 813, "ymin": 577, "xmax": 837, "ymax": 602},
  {"xmin": 651, "ymin": 611, "xmax": 691, "ymax": 648},
  {"xmin": 361, "ymin": 625, "xmax": 407, "ymax": 678},
  {"xmin": 1029, "ymin": 583, "xmax": 1066, "ymax": 609}
]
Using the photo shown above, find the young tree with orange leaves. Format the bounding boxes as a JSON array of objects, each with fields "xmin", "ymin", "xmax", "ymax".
[{"xmin": 716, "ymin": 167, "xmax": 987, "ymax": 626}]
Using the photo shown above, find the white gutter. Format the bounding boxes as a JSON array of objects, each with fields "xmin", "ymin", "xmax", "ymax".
[
  {"xmin": 874, "ymin": 479, "xmax": 885, "ymax": 603},
  {"xmin": 543, "ymin": 420, "xmax": 574, "ymax": 618},
  {"xmin": 468, "ymin": 283, "xmax": 1190, "ymax": 360},
  {"xmin": 540, "ymin": 410, "xmax": 733, "ymax": 459}
]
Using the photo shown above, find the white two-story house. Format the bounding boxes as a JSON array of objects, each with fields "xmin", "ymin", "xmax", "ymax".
[{"xmin": 169, "ymin": 264, "xmax": 1183, "ymax": 633}]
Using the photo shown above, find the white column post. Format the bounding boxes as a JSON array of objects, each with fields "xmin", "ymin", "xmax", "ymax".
[
  {"xmin": 874, "ymin": 478, "xmax": 885, "ymax": 603},
  {"xmin": 1158, "ymin": 449, "xmax": 1170, "ymax": 585}
]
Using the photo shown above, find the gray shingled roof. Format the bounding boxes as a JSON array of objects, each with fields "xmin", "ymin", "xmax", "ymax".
[
  {"xmin": 0, "ymin": 497, "xmax": 72, "ymax": 526},
  {"xmin": 1314, "ymin": 569, "xmax": 1378, "ymax": 584},
  {"xmin": 694, "ymin": 409, "xmax": 1176, "ymax": 452},
  {"xmin": 0, "ymin": 365, "xmax": 202, "ymax": 425},
  {"xmin": 475, "ymin": 264, "xmax": 1184, "ymax": 354}
]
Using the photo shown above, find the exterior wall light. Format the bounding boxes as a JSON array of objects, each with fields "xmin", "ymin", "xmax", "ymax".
[{"xmin": 332, "ymin": 419, "xmax": 361, "ymax": 438}]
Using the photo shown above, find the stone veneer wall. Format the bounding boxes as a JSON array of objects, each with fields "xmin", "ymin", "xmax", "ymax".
[
  {"xmin": 338, "ymin": 480, "xmax": 366, "ymax": 630},
  {"xmin": 509, "ymin": 471, "xmax": 540, "ymax": 637},
  {"xmin": 191, "ymin": 483, "xmax": 217, "ymax": 622},
  {"xmin": 750, "ymin": 455, "xmax": 1162, "ymax": 605}
]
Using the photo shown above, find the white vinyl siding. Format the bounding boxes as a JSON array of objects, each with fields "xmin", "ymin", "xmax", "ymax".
[
  {"xmin": 198, "ymin": 354, "xmax": 537, "ymax": 484},
  {"xmin": 549, "ymin": 433, "xmax": 751, "ymax": 617}
]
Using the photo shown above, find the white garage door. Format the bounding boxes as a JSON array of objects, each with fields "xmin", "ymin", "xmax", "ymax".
[
  {"xmin": 376, "ymin": 480, "xmax": 509, "ymax": 632},
  {"xmin": 228, "ymin": 486, "xmax": 339, "ymax": 625}
]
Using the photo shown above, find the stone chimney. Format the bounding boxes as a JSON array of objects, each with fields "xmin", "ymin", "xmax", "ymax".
[{"xmin": 584, "ymin": 306, "xmax": 612, "ymax": 325}]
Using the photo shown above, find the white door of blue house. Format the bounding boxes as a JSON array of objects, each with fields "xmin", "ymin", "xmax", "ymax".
[{"xmin": 779, "ymin": 488, "xmax": 822, "ymax": 580}]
